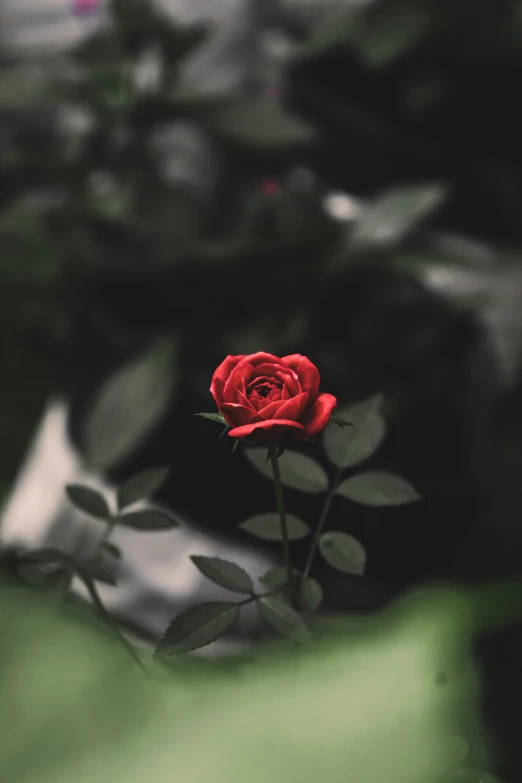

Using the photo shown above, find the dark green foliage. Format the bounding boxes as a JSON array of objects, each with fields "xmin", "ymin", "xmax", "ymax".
[
  {"xmin": 117, "ymin": 508, "xmax": 179, "ymax": 531},
  {"xmin": 156, "ymin": 601, "xmax": 241, "ymax": 655},
  {"xmin": 257, "ymin": 596, "xmax": 311, "ymax": 643},
  {"xmin": 118, "ymin": 466, "xmax": 170, "ymax": 510},
  {"xmin": 190, "ymin": 556, "xmax": 254, "ymax": 594}
]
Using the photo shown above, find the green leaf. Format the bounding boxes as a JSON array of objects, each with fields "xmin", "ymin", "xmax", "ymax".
[
  {"xmin": 296, "ymin": 7, "xmax": 360, "ymax": 60},
  {"xmin": 168, "ymin": 86, "xmax": 227, "ymax": 115},
  {"xmin": 257, "ymin": 596, "xmax": 311, "ymax": 643},
  {"xmin": 208, "ymin": 97, "xmax": 315, "ymax": 151},
  {"xmin": 336, "ymin": 471, "xmax": 421, "ymax": 506},
  {"xmin": 302, "ymin": 578, "xmax": 324, "ymax": 612},
  {"xmin": 330, "ymin": 416, "xmax": 353, "ymax": 428},
  {"xmin": 22, "ymin": 548, "xmax": 70, "ymax": 565},
  {"xmin": 259, "ymin": 566, "xmax": 299, "ymax": 590},
  {"xmin": 83, "ymin": 337, "xmax": 178, "ymax": 470},
  {"xmin": 324, "ymin": 395, "xmax": 386, "ymax": 469},
  {"xmin": 117, "ymin": 466, "xmax": 170, "ymax": 510},
  {"xmin": 117, "ymin": 508, "xmax": 179, "ymax": 531},
  {"xmin": 239, "ymin": 513, "xmax": 310, "ymax": 542},
  {"xmin": 244, "ymin": 449, "xmax": 328, "ymax": 493},
  {"xmin": 102, "ymin": 542, "xmax": 122, "ymax": 559},
  {"xmin": 190, "ymin": 557, "xmax": 254, "ymax": 595},
  {"xmin": 356, "ymin": 3, "xmax": 431, "ymax": 68},
  {"xmin": 17, "ymin": 563, "xmax": 72, "ymax": 592},
  {"xmin": 155, "ymin": 601, "xmax": 240, "ymax": 655},
  {"xmin": 194, "ymin": 412, "xmax": 228, "ymax": 425},
  {"xmin": 65, "ymin": 485, "xmax": 110, "ymax": 520},
  {"xmin": 319, "ymin": 532, "xmax": 367, "ymax": 575},
  {"xmin": 351, "ymin": 184, "xmax": 447, "ymax": 248},
  {"xmin": 77, "ymin": 559, "xmax": 117, "ymax": 587}
]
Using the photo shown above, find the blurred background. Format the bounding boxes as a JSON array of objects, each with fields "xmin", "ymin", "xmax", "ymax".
[{"xmin": 2, "ymin": 0, "xmax": 522, "ymax": 779}]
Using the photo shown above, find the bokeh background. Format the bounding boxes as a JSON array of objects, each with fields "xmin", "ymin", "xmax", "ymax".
[{"xmin": 2, "ymin": 1, "xmax": 522, "ymax": 781}]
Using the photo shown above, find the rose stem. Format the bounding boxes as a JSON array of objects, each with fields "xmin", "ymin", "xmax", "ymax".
[
  {"xmin": 300, "ymin": 466, "xmax": 343, "ymax": 602},
  {"xmin": 270, "ymin": 450, "xmax": 299, "ymax": 610},
  {"xmin": 79, "ymin": 572, "xmax": 146, "ymax": 671}
]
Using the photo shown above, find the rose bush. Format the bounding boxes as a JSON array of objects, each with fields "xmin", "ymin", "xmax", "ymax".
[{"xmin": 210, "ymin": 352, "xmax": 337, "ymax": 444}]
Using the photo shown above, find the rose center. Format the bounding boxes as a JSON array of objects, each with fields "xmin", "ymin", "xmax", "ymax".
[{"xmin": 247, "ymin": 378, "xmax": 282, "ymax": 404}]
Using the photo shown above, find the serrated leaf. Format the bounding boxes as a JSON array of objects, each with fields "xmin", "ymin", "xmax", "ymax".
[
  {"xmin": 65, "ymin": 485, "xmax": 110, "ymax": 519},
  {"xmin": 208, "ymin": 97, "xmax": 314, "ymax": 150},
  {"xmin": 195, "ymin": 412, "xmax": 228, "ymax": 425},
  {"xmin": 117, "ymin": 466, "xmax": 170, "ymax": 510},
  {"xmin": 244, "ymin": 448, "xmax": 328, "ymax": 493},
  {"xmin": 117, "ymin": 508, "xmax": 179, "ymax": 531},
  {"xmin": 156, "ymin": 601, "xmax": 240, "ymax": 655},
  {"xmin": 351, "ymin": 184, "xmax": 447, "ymax": 248},
  {"xmin": 259, "ymin": 566, "xmax": 299, "ymax": 590},
  {"xmin": 257, "ymin": 596, "xmax": 311, "ymax": 643},
  {"xmin": 324, "ymin": 396, "xmax": 386, "ymax": 469},
  {"xmin": 83, "ymin": 337, "xmax": 177, "ymax": 470},
  {"xmin": 336, "ymin": 472, "xmax": 421, "ymax": 506},
  {"xmin": 239, "ymin": 513, "xmax": 310, "ymax": 542},
  {"xmin": 302, "ymin": 578, "xmax": 324, "ymax": 612},
  {"xmin": 191, "ymin": 556, "xmax": 254, "ymax": 594},
  {"xmin": 319, "ymin": 532, "xmax": 367, "ymax": 575}
]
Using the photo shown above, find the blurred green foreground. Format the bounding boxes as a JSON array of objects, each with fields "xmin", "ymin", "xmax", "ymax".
[{"xmin": 1, "ymin": 578, "xmax": 513, "ymax": 783}]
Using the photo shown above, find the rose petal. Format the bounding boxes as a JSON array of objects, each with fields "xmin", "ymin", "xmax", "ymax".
[
  {"xmin": 248, "ymin": 378, "xmax": 279, "ymax": 396},
  {"xmin": 259, "ymin": 392, "xmax": 309, "ymax": 422},
  {"xmin": 228, "ymin": 419, "xmax": 305, "ymax": 444},
  {"xmin": 281, "ymin": 384, "xmax": 293, "ymax": 400},
  {"xmin": 281, "ymin": 355, "xmax": 320, "ymax": 400},
  {"xmin": 275, "ymin": 371, "xmax": 300, "ymax": 396},
  {"xmin": 220, "ymin": 403, "xmax": 261, "ymax": 427},
  {"xmin": 276, "ymin": 368, "xmax": 299, "ymax": 382},
  {"xmin": 244, "ymin": 352, "xmax": 283, "ymax": 368},
  {"xmin": 236, "ymin": 388, "xmax": 251, "ymax": 407},
  {"xmin": 302, "ymin": 393, "xmax": 337, "ymax": 437},
  {"xmin": 210, "ymin": 355, "xmax": 245, "ymax": 407},
  {"xmin": 223, "ymin": 361, "xmax": 255, "ymax": 403},
  {"xmin": 249, "ymin": 364, "xmax": 284, "ymax": 378}
]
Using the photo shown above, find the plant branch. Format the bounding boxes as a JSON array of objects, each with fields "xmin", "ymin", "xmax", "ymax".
[
  {"xmin": 301, "ymin": 466, "xmax": 343, "ymax": 594},
  {"xmin": 270, "ymin": 450, "xmax": 298, "ymax": 609},
  {"xmin": 79, "ymin": 572, "xmax": 146, "ymax": 671}
]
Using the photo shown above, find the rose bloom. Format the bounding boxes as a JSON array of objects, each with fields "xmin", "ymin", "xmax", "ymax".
[{"xmin": 210, "ymin": 352, "xmax": 337, "ymax": 444}]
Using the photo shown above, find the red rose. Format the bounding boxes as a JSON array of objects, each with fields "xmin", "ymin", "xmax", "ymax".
[{"xmin": 210, "ymin": 352, "xmax": 337, "ymax": 444}]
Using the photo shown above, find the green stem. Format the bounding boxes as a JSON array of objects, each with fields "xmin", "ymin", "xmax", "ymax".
[
  {"xmin": 99, "ymin": 516, "xmax": 117, "ymax": 549},
  {"xmin": 80, "ymin": 573, "xmax": 146, "ymax": 672},
  {"xmin": 270, "ymin": 451, "xmax": 298, "ymax": 609},
  {"xmin": 301, "ymin": 466, "xmax": 343, "ymax": 595}
]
